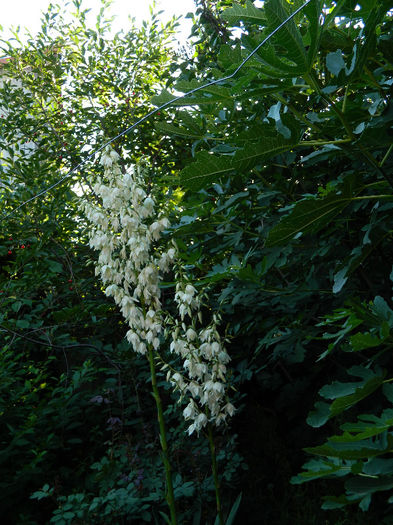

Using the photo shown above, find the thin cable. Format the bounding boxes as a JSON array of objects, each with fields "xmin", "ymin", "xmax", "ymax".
[{"xmin": 1, "ymin": 0, "xmax": 311, "ymax": 221}]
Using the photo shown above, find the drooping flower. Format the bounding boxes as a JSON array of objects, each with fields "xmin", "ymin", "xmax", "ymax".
[
  {"xmin": 81, "ymin": 147, "xmax": 167, "ymax": 356},
  {"xmin": 167, "ymin": 278, "xmax": 233, "ymax": 434},
  {"xmin": 82, "ymin": 146, "xmax": 234, "ymax": 436}
]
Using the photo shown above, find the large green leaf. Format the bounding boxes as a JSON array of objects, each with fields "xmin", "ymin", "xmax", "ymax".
[
  {"xmin": 232, "ymin": 77, "xmax": 293, "ymax": 98},
  {"xmin": 180, "ymin": 124, "xmax": 299, "ymax": 190},
  {"xmin": 330, "ymin": 375, "xmax": 384, "ymax": 417},
  {"xmin": 319, "ymin": 380, "xmax": 366, "ymax": 400},
  {"xmin": 346, "ymin": 476, "xmax": 393, "ymax": 495},
  {"xmin": 265, "ymin": 176, "xmax": 364, "ymax": 247},
  {"xmin": 150, "ymin": 84, "xmax": 231, "ymax": 108},
  {"xmin": 232, "ymin": 134, "xmax": 296, "ymax": 168},
  {"xmin": 349, "ymin": 4, "xmax": 390, "ymax": 79},
  {"xmin": 304, "ymin": 0, "xmax": 323, "ymax": 68},
  {"xmin": 305, "ymin": 437, "xmax": 393, "ymax": 460},
  {"xmin": 331, "ymin": 412, "xmax": 393, "ymax": 443},
  {"xmin": 180, "ymin": 151, "xmax": 235, "ymax": 191},
  {"xmin": 155, "ymin": 122, "xmax": 206, "ymax": 140},
  {"xmin": 175, "ymin": 80, "xmax": 232, "ymax": 102},
  {"xmin": 222, "ymin": 0, "xmax": 266, "ymax": 25},
  {"xmin": 266, "ymin": 194, "xmax": 350, "ymax": 246},
  {"xmin": 240, "ymin": 34, "xmax": 305, "ymax": 77},
  {"xmin": 217, "ymin": 43, "xmax": 243, "ymax": 72},
  {"xmin": 306, "ymin": 401, "xmax": 331, "ymax": 428},
  {"xmin": 264, "ymin": 0, "xmax": 308, "ymax": 73},
  {"xmin": 363, "ymin": 457, "xmax": 393, "ymax": 476},
  {"xmin": 307, "ymin": 367, "xmax": 385, "ymax": 428},
  {"xmin": 291, "ymin": 458, "xmax": 348, "ymax": 484},
  {"xmin": 350, "ymin": 332, "xmax": 382, "ymax": 352},
  {"xmin": 225, "ymin": 492, "xmax": 242, "ymax": 525}
]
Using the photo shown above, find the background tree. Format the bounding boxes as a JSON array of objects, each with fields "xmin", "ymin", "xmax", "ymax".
[{"xmin": 0, "ymin": 2, "xmax": 234, "ymax": 523}]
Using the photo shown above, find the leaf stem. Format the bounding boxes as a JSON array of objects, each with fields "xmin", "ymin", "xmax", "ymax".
[
  {"xmin": 357, "ymin": 144, "xmax": 393, "ymax": 188},
  {"xmin": 273, "ymin": 93, "xmax": 322, "ymax": 134},
  {"xmin": 380, "ymin": 143, "xmax": 393, "ymax": 168},
  {"xmin": 304, "ymin": 71, "xmax": 355, "ymax": 140},
  {"xmin": 299, "ymin": 139, "xmax": 352, "ymax": 147},
  {"xmin": 342, "ymin": 84, "xmax": 350, "ymax": 113},
  {"xmin": 346, "ymin": 195, "xmax": 393, "ymax": 201}
]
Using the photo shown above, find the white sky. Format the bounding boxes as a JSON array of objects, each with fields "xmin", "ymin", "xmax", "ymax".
[{"xmin": 0, "ymin": 0, "xmax": 195, "ymax": 44}]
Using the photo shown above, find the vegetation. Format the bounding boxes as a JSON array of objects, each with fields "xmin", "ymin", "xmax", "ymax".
[{"xmin": 1, "ymin": 0, "xmax": 393, "ymax": 523}]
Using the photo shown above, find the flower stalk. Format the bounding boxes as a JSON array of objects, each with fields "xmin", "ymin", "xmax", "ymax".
[
  {"xmin": 207, "ymin": 423, "xmax": 224, "ymax": 525},
  {"xmin": 81, "ymin": 146, "xmax": 234, "ymax": 524},
  {"xmin": 148, "ymin": 345, "xmax": 178, "ymax": 525},
  {"xmin": 81, "ymin": 147, "xmax": 178, "ymax": 522}
]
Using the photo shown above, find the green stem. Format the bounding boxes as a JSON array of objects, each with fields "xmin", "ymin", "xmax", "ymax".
[
  {"xmin": 364, "ymin": 65, "xmax": 385, "ymax": 92},
  {"xmin": 207, "ymin": 424, "xmax": 224, "ymax": 525},
  {"xmin": 304, "ymin": 71, "xmax": 355, "ymax": 140},
  {"xmin": 358, "ymin": 144, "xmax": 393, "ymax": 189},
  {"xmin": 304, "ymin": 71, "xmax": 393, "ymax": 189},
  {"xmin": 342, "ymin": 84, "xmax": 349, "ymax": 113},
  {"xmin": 299, "ymin": 138, "xmax": 352, "ymax": 147},
  {"xmin": 147, "ymin": 346, "xmax": 178, "ymax": 525},
  {"xmin": 273, "ymin": 93, "xmax": 322, "ymax": 134},
  {"xmin": 380, "ymin": 143, "xmax": 393, "ymax": 168},
  {"xmin": 352, "ymin": 194, "xmax": 393, "ymax": 200}
]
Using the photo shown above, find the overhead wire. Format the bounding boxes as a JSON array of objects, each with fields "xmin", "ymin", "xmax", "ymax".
[{"xmin": 1, "ymin": 0, "xmax": 311, "ymax": 222}]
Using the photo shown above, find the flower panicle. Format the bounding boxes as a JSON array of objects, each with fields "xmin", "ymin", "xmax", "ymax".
[
  {"xmin": 82, "ymin": 146, "xmax": 234, "ymax": 435},
  {"xmin": 82, "ymin": 147, "xmax": 172, "ymax": 356},
  {"xmin": 169, "ymin": 279, "xmax": 234, "ymax": 435}
]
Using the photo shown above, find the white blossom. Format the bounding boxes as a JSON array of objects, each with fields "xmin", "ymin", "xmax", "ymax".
[
  {"xmin": 169, "ymin": 279, "xmax": 233, "ymax": 434},
  {"xmin": 82, "ymin": 147, "xmax": 167, "ymax": 356},
  {"xmin": 82, "ymin": 146, "xmax": 234, "ymax": 436}
]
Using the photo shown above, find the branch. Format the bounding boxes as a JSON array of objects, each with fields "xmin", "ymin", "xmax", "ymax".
[{"xmin": 0, "ymin": 323, "xmax": 121, "ymax": 371}]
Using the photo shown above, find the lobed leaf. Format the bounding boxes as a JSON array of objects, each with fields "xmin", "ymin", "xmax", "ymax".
[
  {"xmin": 345, "ymin": 476, "xmax": 393, "ymax": 495},
  {"xmin": 180, "ymin": 126, "xmax": 298, "ymax": 190},
  {"xmin": 264, "ymin": 0, "xmax": 308, "ymax": 73},
  {"xmin": 266, "ymin": 175, "xmax": 364, "ymax": 247},
  {"xmin": 222, "ymin": 1, "xmax": 266, "ymax": 26}
]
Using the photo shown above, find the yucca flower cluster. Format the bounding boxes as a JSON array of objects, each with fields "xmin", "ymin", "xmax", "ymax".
[
  {"xmin": 81, "ymin": 147, "xmax": 233, "ymax": 435},
  {"xmin": 81, "ymin": 147, "xmax": 175, "ymax": 356},
  {"xmin": 168, "ymin": 281, "xmax": 234, "ymax": 434}
]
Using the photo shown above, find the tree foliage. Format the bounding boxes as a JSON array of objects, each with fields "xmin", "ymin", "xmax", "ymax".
[
  {"xmin": 1, "ymin": 0, "xmax": 393, "ymax": 523},
  {"xmin": 0, "ymin": 3, "xmax": 229, "ymax": 524},
  {"xmin": 154, "ymin": 0, "xmax": 393, "ymax": 521}
]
